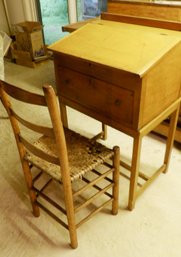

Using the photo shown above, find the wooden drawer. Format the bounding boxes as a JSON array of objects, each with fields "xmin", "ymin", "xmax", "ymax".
[
  {"xmin": 54, "ymin": 53, "xmax": 141, "ymax": 91},
  {"xmin": 57, "ymin": 66, "xmax": 134, "ymax": 127}
]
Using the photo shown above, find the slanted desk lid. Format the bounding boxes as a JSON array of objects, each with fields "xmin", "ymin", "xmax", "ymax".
[{"xmin": 49, "ymin": 20, "xmax": 181, "ymax": 77}]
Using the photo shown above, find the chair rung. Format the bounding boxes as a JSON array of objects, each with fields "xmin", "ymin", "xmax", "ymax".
[
  {"xmin": 73, "ymin": 168, "xmax": 113, "ymax": 198},
  {"xmin": 74, "ymin": 183, "xmax": 113, "ymax": 213},
  {"xmin": 33, "ymin": 186, "xmax": 67, "ymax": 215},
  {"xmin": 92, "ymin": 169, "xmax": 113, "ymax": 183},
  {"xmin": 37, "ymin": 201, "xmax": 68, "ymax": 230},
  {"xmin": 103, "ymin": 162, "xmax": 112, "ymax": 168},
  {"xmin": 33, "ymin": 171, "xmax": 43, "ymax": 182},
  {"xmin": 82, "ymin": 176, "xmax": 112, "ymax": 198},
  {"xmin": 39, "ymin": 178, "xmax": 53, "ymax": 192},
  {"xmin": 90, "ymin": 131, "xmax": 104, "ymax": 141},
  {"xmin": 76, "ymin": 198, "xmax": 113, "ymax": 228},
  {"xmin": 120, "ymin": 160, "xmax": 149, "ymax": 181}
]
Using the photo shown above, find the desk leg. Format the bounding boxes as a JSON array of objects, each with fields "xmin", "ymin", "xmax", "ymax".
[
  {"xmin": 101, "ymin": 123, "xmax": 107, "ymax": 140},
  {"xmin": 60, "ymin": 103, "xmax": 68, "ymax": 128},
  {"xmin": 128, "ymin": 134, "xmax": 142, "ymax": 211},
  {"xmin": 163, "ymin": 106, "xmax": 180, "ymax": 173}
]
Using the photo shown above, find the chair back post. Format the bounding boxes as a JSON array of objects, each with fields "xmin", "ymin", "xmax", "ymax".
[{"xmin": 43, "ymin": 84, "xmax": 78, "ymax": 248}]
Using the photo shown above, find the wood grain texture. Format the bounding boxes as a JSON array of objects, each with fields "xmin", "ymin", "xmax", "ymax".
[{"xmin": 108, "ymin": 0, "xmax": 181, "ymax": 21}]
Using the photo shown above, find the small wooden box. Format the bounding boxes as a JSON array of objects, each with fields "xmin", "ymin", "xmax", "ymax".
[{"xmin": 49, "ymin": 20, "xmax": 181, "ymax": 135}]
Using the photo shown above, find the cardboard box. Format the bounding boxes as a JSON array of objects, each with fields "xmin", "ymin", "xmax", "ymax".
[
  {"xmin": 15, "ymin": 21, "xmax": 45, "ymax": 60},
  {"xmin": 10, "ymin": 42, "xmax": 35, "ymax": 68},
  {"xmin": 11, "ymin": 41, "xmax": 51, "ymax": 68}
]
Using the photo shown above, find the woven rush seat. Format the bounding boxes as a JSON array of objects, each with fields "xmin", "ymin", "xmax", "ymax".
[{"xmin": 25, "ymin": 128, "xmax": 113, "ymax": 182}]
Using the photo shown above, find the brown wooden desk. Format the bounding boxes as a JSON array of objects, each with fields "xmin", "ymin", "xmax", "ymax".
[
  {"xmin": 49, "ymin": 20, "xmax": 181, "ymax": 210},
  {"xmin": 62, "ymin": 2, "xmax": 181, "ymax": 144},
  {"xmin": 106, "ymin": 0, "xmax": 181, "ymax": 143}
]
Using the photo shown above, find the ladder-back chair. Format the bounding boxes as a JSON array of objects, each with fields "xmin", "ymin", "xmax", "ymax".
[{"xmin": 0, "ymin": 80, "xmax": 120, "ymax": 248}]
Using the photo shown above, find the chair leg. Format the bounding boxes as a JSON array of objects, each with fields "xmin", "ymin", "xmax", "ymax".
[
  {"xmin": 68, "ymin": 224, "xmax": 78, "ymax": 249},
  {"xmin": 61, "ymin": 181, "xmax": 78, "ymax": 248},
  {"xmin": 112, "ymin": 146, "xmax": 120, "ymax": 215},
  {"xmin": 22, "ymin": 161, "xmax": 40, "ymax": 217}
]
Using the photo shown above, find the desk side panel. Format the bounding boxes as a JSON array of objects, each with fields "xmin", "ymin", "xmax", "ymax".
[{"xmin": 139, "ymin": 42, "xmax": 181, "ymax": 128}]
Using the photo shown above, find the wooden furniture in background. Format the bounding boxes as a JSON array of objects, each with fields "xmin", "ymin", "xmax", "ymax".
[
  {"xmin": 101, "ymin": 11, "xmax": 181, "ymax": 30},
  {"xmin": 49, "ymin": 20, "xmax": 181, "ymax": 210},
  {"xmin": 0, "ymin": 80, "xmax": 120, "ymax": 248},
  {"xmin": 107, "ymin": 0, "xmax": 181, "ymax": 21}
]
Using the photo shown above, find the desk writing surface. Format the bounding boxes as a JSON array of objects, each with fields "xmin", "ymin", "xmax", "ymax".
[{"xmin": 49, "ymin": 20, "xmax": 181, "ymax": 77}]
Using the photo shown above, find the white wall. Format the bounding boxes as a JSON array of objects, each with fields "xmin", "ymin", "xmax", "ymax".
[
  {"xmin": 2, "ymin": 0, "xmax": 38, "ymax": 34},
  {"xmin": 5, "ymin": 0, "xmax": 25, "ymax": 26},
  {"xmin": 0, "ymin": 0, "xmax": 10, "ymax": 34},
  {"xmin": 1, "ymin": 0, "xmax": 77, "ymax": 35}
]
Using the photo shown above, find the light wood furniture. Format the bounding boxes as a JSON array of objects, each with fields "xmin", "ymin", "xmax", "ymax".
[
  {"xmin": 0, "ymin": 80, "xmax": 120, "ymax": 249},
  {"xmin": 101, "ymin": 11, "xmax": 181, "ymax": 30},
  {"xmin": 106, "ymin": 0, "xmax": 181, "ymax": 143},
  {"xmin": 62, "ymin": 1, "xmax": 181, "ymax": 144},
  {"xmin": 49, "ymin": 20, "xmax": 181, "ymax": 210},
  {"xmin": 107, "ymin": 0, "xmax": 181, "ymax": 21}
]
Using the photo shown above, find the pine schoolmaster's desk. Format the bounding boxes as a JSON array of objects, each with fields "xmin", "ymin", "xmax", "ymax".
[{"xmin": 49, "ymin": 20, "xmax": 181, "ymax": 210}]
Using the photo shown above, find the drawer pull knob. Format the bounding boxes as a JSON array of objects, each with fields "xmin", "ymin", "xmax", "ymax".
[
  {"xmin": 115, "ymin": 99, "xmax": 122, "ymax": 106},
  {"xmin": 64, "ymin": 79, "xmax": 70, "ymax": 85}
]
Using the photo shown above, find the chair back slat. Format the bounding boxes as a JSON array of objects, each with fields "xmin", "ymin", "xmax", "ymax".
[
  {"xmin": 19, "ymin": 135, "xmax": 60, "ymax": 165},
  {"xmin": 11, "ymin": 108, "xmax": 54, "ymax": 137},
  {"xmin": 1, "ymin": 80, "xmax": 47, "ymax": 106}
]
